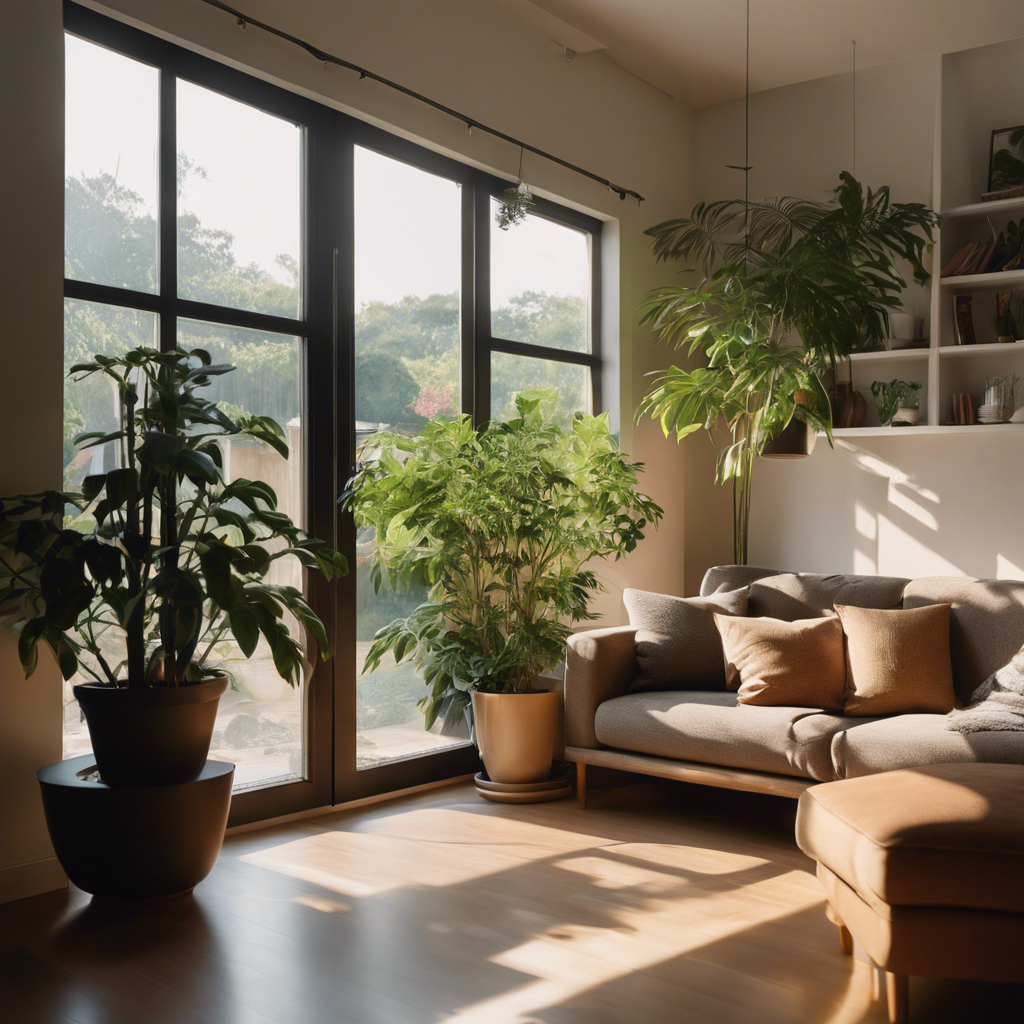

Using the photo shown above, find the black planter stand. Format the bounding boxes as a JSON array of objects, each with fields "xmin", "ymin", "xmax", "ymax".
[{"xmin": 38, "ymin": 755, "xmax": 234, "ymax": 899}]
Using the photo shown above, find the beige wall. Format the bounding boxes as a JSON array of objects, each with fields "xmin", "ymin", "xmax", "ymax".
[
  {"xmin": 0, "ymin": 0, "xmax": 67, "ymax": 902},
  {"xmin": 690, "ymin": 55, "xmax": 1024, "ymax": 581}
]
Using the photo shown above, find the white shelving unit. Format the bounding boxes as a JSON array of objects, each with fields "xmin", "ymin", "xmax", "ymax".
[{"xmin": 833, "ymin": 44, "xmax": 1024, "ymax": 441}]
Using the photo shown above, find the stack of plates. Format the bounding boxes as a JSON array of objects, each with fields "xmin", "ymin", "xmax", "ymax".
[
  {"xmin": 977, "ymin": 403, "xmax": 1003, "ymax": 424},
  {"xmin": 474, "ymin": 761, "xmax": 573, "ymax": 804}
]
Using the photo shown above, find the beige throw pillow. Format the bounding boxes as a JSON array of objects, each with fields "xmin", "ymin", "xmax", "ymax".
[
  {"xmin": 835, "ymin": 603, "xmax": 956, "ymax": 716},
  {"xmin": 625, "ymin": 588, "xmax": 747, "ymax": 692},
  {"xmin": 714, "ymin": 613, "xmax": 847, "ymax": 710}
]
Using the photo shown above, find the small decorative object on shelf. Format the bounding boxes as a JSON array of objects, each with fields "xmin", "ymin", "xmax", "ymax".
[
  {"xmin": 980, "ymin": 372, "xmax": 1020, "ymax": 423},
  {"xmin": 872, "ymin": 379, "xmax": 923, "ymax": 426},
  {"xmin": 953, "ymin": 295, "xmax": 977, "ymax": 345},
  {"xmin": 996, "ymin": 288, "xmax": 1024, "ymax": 341},
  {"xmin": 987, "ymin": 125, "xmax": 1024, "ymax": 198}
]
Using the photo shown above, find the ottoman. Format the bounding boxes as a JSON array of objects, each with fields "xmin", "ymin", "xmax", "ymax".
[{"xmin": 795, "ymin": 763, "xmax": 1024, "ymax": 1023}]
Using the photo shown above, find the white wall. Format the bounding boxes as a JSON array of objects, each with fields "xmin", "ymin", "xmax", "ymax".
[
  {"xmin": 691, "ymin": 55, "xmax": 1024, "ymax": 581},
  {"xmin": 0, "ymin": 0, "xmax": 67, "ymax": 902}
]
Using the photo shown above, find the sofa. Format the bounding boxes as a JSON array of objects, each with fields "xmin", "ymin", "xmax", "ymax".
[{"xmin": 564, "ymin": 566, "xmax": 1024, "ymax": 805}]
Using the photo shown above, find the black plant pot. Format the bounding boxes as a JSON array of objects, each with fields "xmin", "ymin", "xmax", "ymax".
[
  {"xmin": 74, "ymin": 675, "xmax": 228, "ymax": 787},
  {"xmin": 38, "ymin": 756, "xmax": 233, "ymax": 899}
]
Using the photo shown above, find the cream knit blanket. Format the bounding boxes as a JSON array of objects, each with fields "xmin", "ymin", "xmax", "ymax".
[{"xmin": 947, "ymin": 645, "xmax": 1024, "ymax": 732}]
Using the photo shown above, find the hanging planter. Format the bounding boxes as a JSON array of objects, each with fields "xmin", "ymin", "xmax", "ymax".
[{"xmin": 495, "ymin": 147, "xmax": 535, "ymax": 230}]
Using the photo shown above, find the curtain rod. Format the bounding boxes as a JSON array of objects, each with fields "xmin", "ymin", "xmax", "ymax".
[{"xmin": 196, "ymin": 0, "xmax": 644, "ymax": 204}]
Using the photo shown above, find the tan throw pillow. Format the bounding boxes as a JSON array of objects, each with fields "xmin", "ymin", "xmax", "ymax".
[
  {"xmin": 714, "ymin": 613, "xmax": 846, "ymax": 710},
  {"xmin": 625, "ymin": 588, "xmax": 748, "ymax": 692},
  {"xmin": 835, "ymin": 603, "xmax": 956, "ymax": 716}
]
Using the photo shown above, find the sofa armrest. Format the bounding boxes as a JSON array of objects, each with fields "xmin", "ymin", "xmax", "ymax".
[{"xmin": 564, "ymin": 625, "xmax": 637, "ymax": 750}]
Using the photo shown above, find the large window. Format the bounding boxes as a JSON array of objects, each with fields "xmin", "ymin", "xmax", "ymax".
[{"xmin": 63, "ymin": 2, "xmax": 602, "ymax": 818}]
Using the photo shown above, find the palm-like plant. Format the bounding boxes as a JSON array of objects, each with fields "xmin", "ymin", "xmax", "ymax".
[{"xmin": 639, "ymin": 172, "xmax": 939, "ymax": 563}]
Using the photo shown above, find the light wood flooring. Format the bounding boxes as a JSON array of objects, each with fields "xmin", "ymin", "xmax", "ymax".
[{"xmin": 1, "ymin": 772, "xmax": 1021, "ymax": 1023}]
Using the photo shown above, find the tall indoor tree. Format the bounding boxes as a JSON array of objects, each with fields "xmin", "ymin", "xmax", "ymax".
[{"xmin": 638, "ymin": 172, "xmax": 939, "ymax": 563}]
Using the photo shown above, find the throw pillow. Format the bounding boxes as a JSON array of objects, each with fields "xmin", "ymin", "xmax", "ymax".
[
  {"xmin": 835, "ymin": 603, "xmax": 956, "ymax": 716},
  {"xmin": 713, "ymin": 613, "xmax": 846, "ymax": 710},
  {"xmin": 624, "ymin": 588, "xmax": 747, "ymax": 692}
]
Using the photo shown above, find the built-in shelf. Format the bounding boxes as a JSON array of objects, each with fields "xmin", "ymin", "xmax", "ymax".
[
  {"xmin": 941, "ymin": 196, "xmax": 1024, "ymax": 220},
  {"xmin": 939, "ymin": 341, "xmax": 1024, "ymax": 357},
  {"xmin": 939, "ymin": 268, "xmax": 1024, "ymax": 290},
  {"xmin": 819, "ymin": 424, "xmax": 1024, "ymax": 438},
  {"xmin": 848, "ymin": 348, "xmax": 929, "ymax": 362}
]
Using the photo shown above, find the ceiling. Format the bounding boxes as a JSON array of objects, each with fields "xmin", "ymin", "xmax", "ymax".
[{"xmin": 502, "ymin": 0, "xmax": 1024, "ymax": 108}]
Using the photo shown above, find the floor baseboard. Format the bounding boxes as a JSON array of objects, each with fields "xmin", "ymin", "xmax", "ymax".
[{"xmin": 0, "ymin": 856, "xmax": 66, "ymax": 905}]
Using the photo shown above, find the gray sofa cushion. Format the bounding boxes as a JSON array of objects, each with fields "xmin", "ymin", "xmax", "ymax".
[
  {"xmin": 700, "ymin": 564, "xmax": 782, "ymax": 596},
  {"xmin": 831, "ymin": 713, "xmax": 1024, "ymax": 780},
  {"xmin": 594, "ymin": 691, "xmax": 856, "ymax": 781},
  {"xmin": 624, "ymin": 587, "xmax": 747, "ymax": 692},
  {"xmin": 902, "ymin": 577, "xmax": 1024, "ymax": 704},
  {"xmin": 747, "ymin": 572, "xmax": 909, "ymax": 620}
]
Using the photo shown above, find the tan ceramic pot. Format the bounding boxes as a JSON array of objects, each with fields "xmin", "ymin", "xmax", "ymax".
[{"xmin": 471, "ymin": 689, "xmax": 559, "ymax": 784}]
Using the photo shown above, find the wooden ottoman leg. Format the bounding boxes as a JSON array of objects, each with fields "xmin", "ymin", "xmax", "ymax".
[
  {"xmin": 576, "ymin": 762, "xmax": 586, "ymax": 809},
  {"xmin": 885, "ymin": 972, "xmax": 909, "ymax": 1024}
]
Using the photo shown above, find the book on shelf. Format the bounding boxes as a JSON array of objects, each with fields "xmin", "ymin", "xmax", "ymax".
[
  {"xmin": 941, "ymin": 241, "xmax": 975, "ymax": 277},
  {"xmin": 953, "ymin": 294, "xmax": 977, "ymax": 345}
]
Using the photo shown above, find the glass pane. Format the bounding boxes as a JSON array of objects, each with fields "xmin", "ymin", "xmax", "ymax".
[
  {"xmin": 490, "ymin": 352, "xmax": 590, "ymax": 429},
  {"xmin": 65, "ymin": 35, "xmax": 159, "ymax": 292},
  {"xmin": 177, "ymin": 80, "xmax": 302, "ymax": 318},
  {"xmin": 178, "ymin": 319, "xmax": 306, "ymax": 791},
  {"xmin": 353, "ymin": 146, "xmax": 467, "ymax": 768},
  {"xmin": 62, "ymin": 299, "xmax": 158, "ymax": 762},
  {"xmin": 490, "ymin": 200, "xmax": 590, "ymax": 353}
]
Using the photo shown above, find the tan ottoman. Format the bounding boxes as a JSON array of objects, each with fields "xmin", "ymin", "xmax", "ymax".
[{"xmin": 796, "ymin": 762, "xmax": 1024, "ymax": 1023}]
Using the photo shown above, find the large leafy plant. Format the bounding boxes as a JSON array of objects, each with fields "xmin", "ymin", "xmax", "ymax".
[
  {"xmin": 0, "ymin": 347, "xmax": 347, "ymax": 687},
  {"xmin": 341, "ymin": 395, "xmax": 662, "ymax": 732},
  {"xmin": 639, "ymin": 172, "xmax": 939, "ymax": 563}
]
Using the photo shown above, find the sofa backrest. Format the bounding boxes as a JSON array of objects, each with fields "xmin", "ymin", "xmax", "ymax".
[
  {"xmin": 700, "ymin": 566, "xmax": 909, "ymax": 620},
  {"xmin": 903, "ymin": 577, "xmax": 1024, "ymax": 704},
  {"xmin": 700, "ymin": 566, "xmax": 1024, "ymax": 705}
]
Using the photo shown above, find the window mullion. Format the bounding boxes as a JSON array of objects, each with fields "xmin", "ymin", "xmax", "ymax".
[
  {"xmin": 158, "ymin": 65, "xmax": 177, "ymax": 349},
  {"xmin": 473, "ymin": 179, "xmax": 491, "ymax": 426},
  {"xmin": 460, "ymin": 180, "xmax": 476, "ymax": 418}
]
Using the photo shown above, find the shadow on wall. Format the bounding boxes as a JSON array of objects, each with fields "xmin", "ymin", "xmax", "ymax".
[{"xmin": 750, "ymin": 434, "xmax": 1024, "ymax": 580}]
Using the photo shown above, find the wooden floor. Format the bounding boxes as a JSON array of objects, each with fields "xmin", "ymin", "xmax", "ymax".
[{"xmin": 1, "ymin": 772, "xmax": 1021, "ymax": 1023}]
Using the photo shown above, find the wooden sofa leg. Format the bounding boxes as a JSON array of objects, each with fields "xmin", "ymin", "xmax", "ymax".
[
  {"xmin": 885, "ymin": 972, "xmax": 909, "ymax": 1024},
  {"xmin": 576, "ymin": 763, "xmax": 586, "ymax": 809}
]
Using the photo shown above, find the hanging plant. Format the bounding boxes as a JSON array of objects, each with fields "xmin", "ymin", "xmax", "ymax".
[{"xmin": 495, "ymin": 147, "xmax": 535, "ymax": 230}]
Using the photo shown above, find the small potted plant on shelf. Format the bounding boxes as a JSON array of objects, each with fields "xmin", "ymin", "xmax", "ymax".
[
  {"xmin": 341, "ymin": 393, "xmax": 662, "ymax": 794},
  {"xmin": 0, "ymin": 346, "xmax": 346, "ymax": 897},
  {"xmin": 871, "ymin": 379, "xmax": 923, "ymax": 426}
]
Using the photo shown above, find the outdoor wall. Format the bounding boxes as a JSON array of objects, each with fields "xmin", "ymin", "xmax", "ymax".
[
  {"xmin": 0, "ymin": 0, "xmax": 67, "ymax": 902},
  {"xmin": 690, "ymin": 55, "xmax": 1024, "ymax": 581}
]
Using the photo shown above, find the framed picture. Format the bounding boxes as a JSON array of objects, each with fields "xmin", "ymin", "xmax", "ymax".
[{"xmin": 988, "ymin": 125, "xmax": 1024, "ymax": 192}]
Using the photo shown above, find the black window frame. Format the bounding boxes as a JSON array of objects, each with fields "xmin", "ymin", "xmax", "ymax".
[{"xmin": 62, "ymin": 0, "xmax": 604, "ymax": 820}]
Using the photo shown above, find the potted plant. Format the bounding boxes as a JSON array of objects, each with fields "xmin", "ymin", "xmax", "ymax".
[
  {"xmin": 0, "ymin": 346, "xmax": 346, "ymax": 895},
  {"xmin": 638, "ymin": 172, "xmax": 939, "ymax": 562},
  {"xmin": 341, "ymin": 394, "xmax": 662, "ymax": 787},
  {"xmin": 871, "ymin": 379, "xmax": 923, "ymax": 426}
]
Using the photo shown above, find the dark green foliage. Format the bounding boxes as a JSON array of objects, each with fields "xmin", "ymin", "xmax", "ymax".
[
  {"xmin": 341, "ymin": 396, "xmax": 662, "ymax": 732},
  {"xmin": 0, "ymin": 347, "xmax": 347, "ymax": 688},
  {"xmin": 354, "ymin": 351, "xmax": 419, "ymax": 425}
]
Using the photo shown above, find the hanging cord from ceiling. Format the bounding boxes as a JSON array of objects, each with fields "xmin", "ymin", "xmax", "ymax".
[
  {"xmin": 852, "ymin": 39, "xmax": 857, "ymax": 177},
  {"xmin": 197, "ymin": 0, "xmax": 645, "ymax": 204},
  {"xmin": 725, "ymin": 0, "xmax": 752, "ymax": 266}
]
